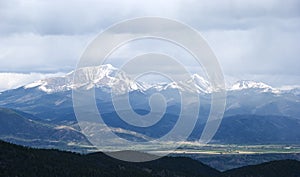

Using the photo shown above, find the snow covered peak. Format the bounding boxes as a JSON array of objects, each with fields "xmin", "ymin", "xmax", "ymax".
[
  {"xmin": 23, "ymin": 65, "xmax": 288, "ymax": 95},
  {"xmin": 24, "ymin": 64, "xmax": 141, "ymax": 94},
  {"xmin": 23, "ymin": 68, "xmax": 218, "ymax": 94},
  {"xmin": 190, "ymin": 74, "xmax": 212, "ymax": 93},
  {"xmin": 231, "ymin": 80, "xmax": 270, "ymax": 90},
  {"xmin": 230, "ymin": 80, "xmax": 280, "ymax": 93},
  {"xmin": 149, "ymin": 74, "xmax": 212, "ymax": 93}
]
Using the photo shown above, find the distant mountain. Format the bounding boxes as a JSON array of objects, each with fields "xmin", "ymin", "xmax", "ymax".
[
  {"xmin": 230, "ymin": 80, "xmax": 279, "ymax": 93},
  {"xmin": 212, "ymin": 115, "xmax": 300, "ymax": 144},
  {"xmin": 2, "ymin": 104, "xmax": 300, "ymax": 147},
  {"xmin": 24, "ymin": 64, "xmax": 143, "ymax": 94},
  {"xmin": 0, "ymin": 108, "xmax": 91, "ymax": 151},
  {"xmin": 0, "ymin": 64, "xmax": 296, "ymax": 96},
  {"xmin": 1, "ymin": 140, "xmax": 300, "ymax": 177},
  {"xmin": 0, "ymin": 65, "xmax": 299, "ymax": 121},
  {"xmin": 0, "ymin": 64, "xmax": 299, "ymax": 146},
  {"xmin": 225, "ymin": 82, "xmax": 300, "ymax": 118},
  {"xmin": 17, "ymin": 64, "xmax": 298, "ymax": 95},
  {"xmin": 21, "ymin": 64, "xmax": 213, "ymax": 94}
]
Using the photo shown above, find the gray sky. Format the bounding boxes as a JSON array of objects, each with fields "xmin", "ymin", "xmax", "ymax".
[{"xmin": 0, "ymin": 0, "xmax": 300, "ymax": 90}]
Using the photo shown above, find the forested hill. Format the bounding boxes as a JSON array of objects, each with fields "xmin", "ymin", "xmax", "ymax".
[
  {"xmin": 0, "ymin": 140, "xmax": 220, "ymax": 177},
  {"xmin": 1, "ymin": 140, "xmax": 300, "ymax": 177}
]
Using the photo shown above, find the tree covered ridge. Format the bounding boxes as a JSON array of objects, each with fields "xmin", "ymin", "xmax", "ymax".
[{"xmin": 1, "ymin": 140, "xmax": 300, "ymax": 177}]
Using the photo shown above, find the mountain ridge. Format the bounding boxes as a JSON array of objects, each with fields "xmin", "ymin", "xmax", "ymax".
[
  {"xmin": 0, "ymin": 108, "xmax": 91, "ymax": 151},
  {"xmin": 18, "ymin": 64, "xmax": 298, "ymax": 95}
]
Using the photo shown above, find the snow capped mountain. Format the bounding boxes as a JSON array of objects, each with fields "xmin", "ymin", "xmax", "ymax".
[
  {"xmin": 231, "ymin": 80, "xmax": 271, "ymax": 90},
  {"xmin": 24, "ymin": 64, "xmax": 143, "ymax": 94},
  {"xmin": 23, "ymin": 65, "xmax": 213, "ymax": 94},
  {"xmin": 1, "ymin": 65, "xmax": 300, "ymax": 131},
  {"xmin": 158, "ymin": 75, "xmax": 212, "ymax": 93},
  {"xmin": 23, "ymin": 65, "xmax": 296, "ymax": 96},
  {"xmin": 190, "ymin": 74, "xmax": 212, "ymax": 93},
  {"xmin": 230, "ymin": 80, "xmax": 280, "ymax": 94},
  {"xmin": 290, "ymin": 88, "xmax": 300, "ymax": 95},
  {"xmin": 278, "ymin": 85, "xmax": 300, "ymax": 95}
]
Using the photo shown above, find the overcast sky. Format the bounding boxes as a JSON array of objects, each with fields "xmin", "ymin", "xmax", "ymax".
[{"xmin": 0, "ymin": 0, "xmax": 299, "ymax": 90}]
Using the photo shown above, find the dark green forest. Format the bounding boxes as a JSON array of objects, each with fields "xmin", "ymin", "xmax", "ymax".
[{"xmin": 0, "ymin": 140, "xmax": 300, "ymax": 177}]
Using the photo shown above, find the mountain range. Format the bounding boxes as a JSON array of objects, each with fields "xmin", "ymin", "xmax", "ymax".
[
  {"xmin": 0, "ymin": 64, "xmax": 300, "ymax": 149},
  {"xmin": 19, "ymin": 64, "xmax": 297, "ymax": 94}
]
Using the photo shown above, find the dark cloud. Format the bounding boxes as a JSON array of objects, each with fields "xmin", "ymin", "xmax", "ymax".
[{"xmin": 0, "ymin": 0, "xmax": 299, "ymax": 87}]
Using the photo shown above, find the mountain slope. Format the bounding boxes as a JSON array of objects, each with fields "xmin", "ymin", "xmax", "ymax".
[
  {"xmin": 0, "ymin": 108, "xmax": 90, "ymax": 150},
  {"xmin": 213, "ymin": 115, "xmax": 300, "ymax": 144},
  {"xmin": 223, "ymin": 160, "xmax": 300, "ymax": 177}
]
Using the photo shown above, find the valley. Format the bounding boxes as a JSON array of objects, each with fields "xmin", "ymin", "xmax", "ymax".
[{"xmin": 0, "ymin": 65, "xmax": 299, "ymax": 172}]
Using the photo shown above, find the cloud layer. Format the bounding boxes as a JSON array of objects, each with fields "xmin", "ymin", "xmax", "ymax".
[
  {"xmin": 0, "ymin": 72, "xmax": 64, "ymax": 91},
  {"xmin": 0, "ymin": 0, "xmax": 299, "ymax": 88}
]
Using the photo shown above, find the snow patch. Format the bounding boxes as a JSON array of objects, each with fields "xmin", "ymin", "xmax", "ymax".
[{"xmin": 54, "ymin": 125, "xmax": 77, "ymax": 131}]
